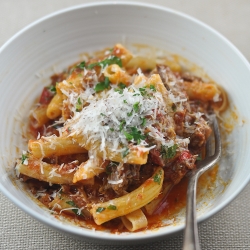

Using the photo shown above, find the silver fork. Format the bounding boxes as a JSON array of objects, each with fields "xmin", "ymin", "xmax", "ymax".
[{"xmin": 183, "ymin": 114, "xmax": 222, "ymax": 250}]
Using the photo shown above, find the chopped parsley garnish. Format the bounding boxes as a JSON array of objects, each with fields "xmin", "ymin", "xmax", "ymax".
[
  {"xmin": 196, "ymin": 154, "xmax": 202, "ymax": 161},
  {"xmin": 119, "ymin": 120, "xmax": 126, "ymax": 131},
  {"xmin": 133, "ymin": 102, "xmax": 140, "ymax": 112},
  {"xmin": 149, "ymin": 85, "xmax": 156, "ymax": 92},
  {"xmin": 161, "ymin": 144, "xmax": 178, "ymax": 159},
  {"xmin": 114, "ymin": 82, "xmax": 127, "ymax": 94},
  {"xmin": 66, "ymin": 200, "xmax": 76, "ymax": 206},
  {"xmin": 72, "ymin": 209, "xmax": 79, "ymax": 215},
  {"xmin": 21, "ymin": 153, "xmax": 28, "ymax": 164},
  {"xmin": 127, "ymin": 110, "xmax": 133, "ymax": 117},
  {"xmin": 52, "ymin": 123, "xmax": 63, "ymax": 129},
  {"xmin": 94, "ymin": 77, "xmax": 110, "ymax": 92},
  {"xmin": 122, "ymin": 147, "xmax": 130, "ymax": 158},
  {"xmin": 96, "ymin": 207, "xmax": 106, "ymax": 213},
  {"xmin": 48, "ymin": 85, "xmax": 56, "ymax": 93},
  {"xmin": 123, "ymin": 130, "xmax": 134, "ymax": 141},
  {"xmin": 139, "ymin": 87, "xmax": 147, "ymax": 96},
  {"xmin": 123, "ymin": 127, "xmax": 146, "ymax": 144},
  {"xmin": 153, "ymin": 171, "xmax": 162, "ymax": 184},
  {"xmin": 123, "ymin": 100, "xmax": 128, "ymax": 104},
  {"xmin": 114, "ymin": 88, "xmax": 124, "ymax": 94},
  {"xmin": 172, "ymin": 103, "xmax": 177, "ymax": 112},
  {"xmin": 118, "ymin": 82, "xmax": 126, "ymax": 89},
  {"xmin": 141, "ymin": 117, "xmax": 147, "ymax": 127},
  {"xmin": 76, "ymin": 97, "xmax": 82, "ymax": 112},
  {"xmin": 107, "ymin": 205, "xmax": 117, "ymax": 210},
  {"xmin": 88, "ymin": 56, "xmax": 122, "ymax": 69},
  {"xmin": 110, "ymin": 128, "xmax": 114, "ymax": 132},
  {"xmin": 66, "ymin": 201, "xmax": 79, "ymax": 215},
  {"xmin": 76, "ymin": 61, "xmax": 86, "ymax": 69}
]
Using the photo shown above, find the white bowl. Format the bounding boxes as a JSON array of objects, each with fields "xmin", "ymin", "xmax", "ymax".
[{"xmin": 0, "ymin": 1, "xmax": 250, "ymax": 245}]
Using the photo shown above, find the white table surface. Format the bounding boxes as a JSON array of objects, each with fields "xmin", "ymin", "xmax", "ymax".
[{"xmin": 1, "ymin": 1, "xmax": 250, "ymax": 249}]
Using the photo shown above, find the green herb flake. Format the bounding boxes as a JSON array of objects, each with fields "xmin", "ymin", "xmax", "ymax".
[
  {"xmin": 153, "ymin": 170, "xmax": 162, "ymax": 184},
  {"xmin": 130, "ymin": 127, "xmax": 145, "ymax": 143},
  {"xmin": 122, "ymin": 147, "xmax": 130, "ymax": 158},
  {"xmin": 66, "ymin": 201, "xmax": 80, "ymax": 215},
  {"xmin": 96, "ymin": 207, "xmax": 106, "ymax": 213},
  {"xmin": 196, "ymin": 155, "xmax": 202, "ymax": 161},
  {"xmin": 123, "ymin": 100, "xmax": 128, "ymax": 104},
  {"xmin": 123, "ymin": 127, "xmax": 145, "ymax": 144},
  {"xmin": 94, "ymin": 77, "xmax": 110, "ymax": 92},
  {"xmin": 161, "ymin": 144, "xmax": 178, "ymax": 159},
  {"xmin": 153, "ymin": 174, "xmax": 161, "ymax": 184},
  {"xmin": 76, "ymin": 61, "xmax": 86, "ymax": 69},
  {"xmin": 21, "ymin": 153, "xmax": 28, "ymax": 164},
  {"xmin": 119, "ymin": 120, "xmax": 126, "ymax": 131},
  {"xmin": 76, "ymin": 97, "xmax": 82, "ymax": 112},
  {"xmin": 139, "ymin": 87, "xmax": 147, "ymax": 96},
  {"xmin": 123, "ymin": 130, "xmax": 133, "ymax": 141},
  {"xmin": 66, "ymin": 200, "xmax": 76, "ymax": 206},
  {"xmin": 48, "ymin": 85, "xmax": 56, "ymax": 93},
  {"xmin": 114, "ymin": 88, "xmax": 124, "ymax": 94},
  {"xmin": 110, "ymin": 128, "xmax": 114, "ymax": 132},
  {"xmin": 172, "ymin": 103, "xmax": 177, "ymax": 112},
  {"xmin": 118, "ymin": 82, "xmax": 126, "ymax": 89},
  {"xmin": 88, "ymin": 56, "xmax": 122, "ymax": 69},
  {"xmin": 149, "ymin": 85, "xmax": 156, "ymax": 92},
  {"xmin": 133, "ymin": 102, "xmax": 140, "ymax": 112},
  {"xmin": 127, "ymin": 110, "xmax": 133, "ymax": 117},
  {"xmin": 141, "ymin": 117, "xmax": 147, "ymax": 127},
  {"xmin": 107, "ymin": 205, "xmax": 117, "ymax": 210},
  {"xmin": 72, "ymin": 209, "xmax": 79, "ymax": 215}
]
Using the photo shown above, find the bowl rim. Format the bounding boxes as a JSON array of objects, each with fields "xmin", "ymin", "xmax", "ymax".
[{"xmin": 1, "ymin": 0, "xmax": 250, "ymax": 243}]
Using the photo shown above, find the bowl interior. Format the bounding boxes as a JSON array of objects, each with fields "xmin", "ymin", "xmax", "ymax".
[{"xmin": 0, "ymin": 2, "xmax": 250, "ymax": 243}]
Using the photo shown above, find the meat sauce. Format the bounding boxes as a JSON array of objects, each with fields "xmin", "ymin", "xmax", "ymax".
[
  {"xmin": 17, "ymin": 44, "xmax": 228, "ymax": 233},
  {"xmin": 44, "ymin": 165, "xmax": 218, "ymax": 233}
]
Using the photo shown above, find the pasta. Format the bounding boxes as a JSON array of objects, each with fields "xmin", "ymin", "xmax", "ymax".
[
  {"xmin": 91, "ymin": 167, "xmax": 163, "ymax": 225},
  {"xmin": 28, "ymin": 136, "xmax": 87, "ymax": 158},
  {"xmin": 16, "ymin": 43, "xmax": 227, "ymax": 232},
  {"xmin": 121, "ymin": 209, "xmax": 148, "ymax": 232},
  {"xmin": 30, "ymin": 104, "xmax": 50, "ymax": 128}
]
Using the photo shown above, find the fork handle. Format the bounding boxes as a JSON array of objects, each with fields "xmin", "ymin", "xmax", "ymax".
[{"xmin": 183, "ymin": 173, "xmax": 201, "ymax": 250}]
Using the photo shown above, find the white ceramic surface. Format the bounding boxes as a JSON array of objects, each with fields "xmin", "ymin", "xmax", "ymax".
[{"xmin": 0, "ymin": 1, "xmax": 249, "ymax": 244}]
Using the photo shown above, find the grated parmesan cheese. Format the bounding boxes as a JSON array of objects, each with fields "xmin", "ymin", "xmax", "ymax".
[
  {"xmin": 66, "ymin": 81, "xmax": 172, "ymax": 156},
  {"xmin": 108, "ymin": 179, "xmax": 123, "ymax": 185},
  {"xmin": 49, "ymin": 168, "xmax": 62, "ymax": 178}
]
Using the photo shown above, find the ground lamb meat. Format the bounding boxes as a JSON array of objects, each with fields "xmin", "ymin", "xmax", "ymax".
[
  {"xmin": 184, "ymin": 116, "xmax": 212, "ymax": 153},
  {"xmin": 106, "ymin": 163, "xmax": 141, "ymax": 195},
  {"xmin": 174, "ymin": 110, "xmax": 186, "ymax": 136},
  {"xmin": 164, "ymin": 151, "xmax": 197, "ymax": 184}
]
